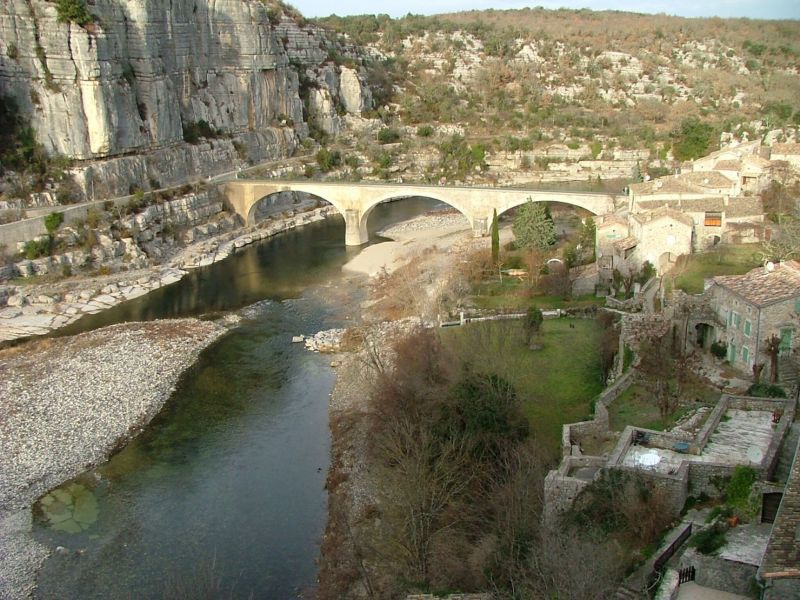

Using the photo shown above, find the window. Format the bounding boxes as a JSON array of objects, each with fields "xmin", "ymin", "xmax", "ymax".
[
  {"xmin": 728, "ymin": 343, "xmax": 737, "ymax": 363},
  {"xmin": 727, "ymin": 310, "xmax": 733, "ymax": 327},
  {"xmin": 742, "ymin": 346, "xmax": 750, "ymax": 364},
  {"xmin": 704, "ymin": 212, "xmax": 722, "ymax": 227},
  {"xmin": 744, "ymin": 319, "xmax": 752, "ymax": 337},
  {"xmin": 733, "ymin": 312, "xmax": 742, "ymax": 329}
]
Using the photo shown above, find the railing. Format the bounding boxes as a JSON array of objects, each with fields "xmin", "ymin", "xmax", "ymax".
[
  {"xmin": 646, "ymin": 523, "xmax": 694, "ymax": 597},
  {"xmin": 653, "ymin": 523, "xmax": 693, "ymax": 573}
]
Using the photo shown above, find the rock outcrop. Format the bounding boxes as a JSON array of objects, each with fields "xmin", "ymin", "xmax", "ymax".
[{"xmin": 0, "ymin": 0, "xmax": 373, "ymax": 196}]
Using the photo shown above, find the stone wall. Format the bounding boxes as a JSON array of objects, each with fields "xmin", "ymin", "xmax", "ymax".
[
  {"xmin": 679, "ymin": 548, "xmax": 758, "ymax": 596},
  {"xmin": 5, "ymin": 189, "xmax": 229, "ymax": 278},
  {"xmin": 765, "ymin": 579, "xmax": 800, "ymax": 600}
]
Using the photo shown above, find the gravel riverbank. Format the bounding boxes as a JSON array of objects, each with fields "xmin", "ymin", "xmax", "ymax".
[{"xmin": 0, "ymin": 318, "xmax": 227, "ymax": 599}]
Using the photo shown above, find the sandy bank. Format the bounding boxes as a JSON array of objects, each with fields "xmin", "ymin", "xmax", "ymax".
[{"xmin": 342, "ymin": 212, "xmax": 471, "ymax": 277}]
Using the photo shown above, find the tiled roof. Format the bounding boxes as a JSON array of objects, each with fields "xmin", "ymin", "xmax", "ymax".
[
  {"xmin": 613, "ymin": 236, "xmax": 639, "ymax": 251},
  {"xmin": 724, "ymin": 197, "xmax": 764, "ymax": 218},
  {"xmin": 630, "ymin": 206, "xmax": 695, "ymax": 228},
  {"xmin": 713, "ymin": 159, "xmax": 742, "ymax": 171},
  {"xmin": 630, "ymin": 178, "xmax": 698, "ymax": 195},
  {"xmin": 676, "ymin": 197, "xmax": 725, "ymax": 212},
  {"xmin": 713, "ymin": 261, "xmax": 800, "ymax": 307},
  {"xmin": 680, "ymin": 171, "xmax": 737, "ymax": 189},
  {"xmin": 771, "ymin": 143, "xmax": 800, "ymax": 157},
  {"xmin": 761, "ymin": 439, "xmax": 800, "ymax": 579},
  {"xmin": 636, "ymin": 199, "xmax": 679, "ymax": 210},
  {"xmin": 597, "ymin": 214, "xmax": 628, "ymax": 228}
]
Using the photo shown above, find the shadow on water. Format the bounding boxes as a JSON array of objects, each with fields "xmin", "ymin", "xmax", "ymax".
[{"xmin": 32, "ymin": 197, "xmax": 447, "ymax": 600}]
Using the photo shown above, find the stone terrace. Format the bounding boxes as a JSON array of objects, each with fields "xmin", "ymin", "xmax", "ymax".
[{"xmin": 621, "ymin": 408, "xmax": 777, "ymax": 474}]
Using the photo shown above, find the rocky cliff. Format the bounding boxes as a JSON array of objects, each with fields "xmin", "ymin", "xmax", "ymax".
[{"xmin": 0, "ymin": 0, "xmax": 372, "ymax": 197}]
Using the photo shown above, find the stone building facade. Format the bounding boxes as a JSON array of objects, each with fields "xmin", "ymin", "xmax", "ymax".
[{"xmin": 705, "ymin": 261, "xmax": 800, "ymax": 381}]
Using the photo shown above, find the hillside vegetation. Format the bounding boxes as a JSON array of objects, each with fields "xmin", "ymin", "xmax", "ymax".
[{"xmin": 315, "ymin": 9, "xmax": 799, "ymax": 173}]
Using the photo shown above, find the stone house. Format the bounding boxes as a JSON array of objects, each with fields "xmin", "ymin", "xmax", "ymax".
[
  {"xmin": 704, "ymin": 261, "xmax": 800, "ymax": 382},
  {"xmin": 626, "ymin": 207, "xmax": 694, "ymax": 275},
  {"xmin": 770, "ymin": 143, "xmax": 800, "ymax": 170}
]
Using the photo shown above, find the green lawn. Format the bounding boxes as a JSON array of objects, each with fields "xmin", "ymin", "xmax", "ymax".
[
  {"xmin": 672, "ymin": 244, "xmax": 761, "ymax": 294},
  {"xmin": 469, "ymin": 277, "xmax": 601, "ymax": 311},
  {"xmin": 441, "ymin": 318, "xmax": 604, "ymax": 453},
  {"xmin": 609, "ymin": 383, "xmax": 720, "ymax": 432}
]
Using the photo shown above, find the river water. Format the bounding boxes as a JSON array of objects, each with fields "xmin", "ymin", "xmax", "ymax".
[{"xmin": 32, "ymin": 198, "xmax": 446, "ymax": 600}]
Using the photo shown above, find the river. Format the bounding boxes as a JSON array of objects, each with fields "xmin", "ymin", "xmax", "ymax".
[{"xmin": 31, "ymin": 197, "xmax": 446, "ymax": 600}]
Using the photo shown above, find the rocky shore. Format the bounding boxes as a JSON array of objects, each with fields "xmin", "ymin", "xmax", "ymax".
[
  {"xmin": 0, "ymin": 205, "xmax": 337, "ymax": 343},
  {"xmin": 0, "ymin": 318, "xmax": 228, "ymax": 599}
]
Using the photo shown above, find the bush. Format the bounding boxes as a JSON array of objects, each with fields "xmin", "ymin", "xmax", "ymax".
[
  {"xmin": 182, "ymin": 120, "xmax": 218, "ymax": 144},
  {"xmin": 55, "ymin": 0, "xmax": 94, "ymax": 26},
  {"xmin": 416, "ymin": 124, "xmax": 434, "ymax": 137},
  {"xmin": 672, "ymin": 118, "xmax": 715, "ymax": 161},
  {"xmin": 44, "ymin": 212, "xmax": 63, "ymax": 234},
  {"xmin": 745, "ymin": 383, "xmax": 787, "ymax": 398},
  {"xmin": 726, "ymin": 466, "xmax": 757, "ymax": 511},
  {"xmin": 6, "ymin": 43, "xmax": 18, "ymax": 60},
  {"xmin": 315, "ymin": 148, "xmax": 342, "ymax": 172},
  {"xmin": 710, "ymin": 341, "xmax": 727, "ymax": 359},
  {"xmin": 690, "ymin": 524, "xmax": 727, "ymax": 555},
  {"xmin": 23, "ymin": 236, "xmax": 53, "ymax": 259},
  {"xmin": 377, "ymin": 127, "xmax": 400, "ymax": 144}
]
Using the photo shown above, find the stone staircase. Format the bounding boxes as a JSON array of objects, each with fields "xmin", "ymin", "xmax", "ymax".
[
  {"xmin": 778, "ymin": 355, "xmax": 798, "ymax": 387},
  {"xmin": 774, "ymin": 423, "xmax": 800, "ymax": 484}
]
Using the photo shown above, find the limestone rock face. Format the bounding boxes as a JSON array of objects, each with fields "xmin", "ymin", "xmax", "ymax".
[
  {"xmin": 0, "ymin": 0, "xmax": 372, "ymax": 195},
  {"xmin": 339, "ymin": 66, "xmax": 369, "ymax": 115}
]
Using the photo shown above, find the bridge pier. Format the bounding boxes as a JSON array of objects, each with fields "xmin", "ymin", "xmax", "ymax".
[
  {"xmin": 472, "ymin": 216, "xmax": 489, "ymax": 238},
  {"xmin": 344, "ymin": 209, "xmax": 369, "ymax": 246}
]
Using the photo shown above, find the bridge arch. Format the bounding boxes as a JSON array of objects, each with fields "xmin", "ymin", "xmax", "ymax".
[{"xmin": 357, "ymin": 192, "xmax": 474, "ymax": 244}]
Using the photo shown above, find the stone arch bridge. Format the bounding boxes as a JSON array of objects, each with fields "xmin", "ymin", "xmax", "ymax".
[{"xmin": 222, "ymin": 181, "xmax": 617, "ymax": 246}]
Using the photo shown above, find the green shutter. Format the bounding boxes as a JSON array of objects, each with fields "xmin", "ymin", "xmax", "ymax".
[
  {"xmin": 742, "ymin": 346, "xmax": 749, "ymax": 364},
  {"xmin": 729, "ymin": 343, "xmax": 736, "ymax": 363},
  {"xmin": 744, "ymin": 320, "xmax": 752, "ymax": 336},
  {"xmin": 780, "ymin": 329, "xmax": 792, "ymax": 353}
]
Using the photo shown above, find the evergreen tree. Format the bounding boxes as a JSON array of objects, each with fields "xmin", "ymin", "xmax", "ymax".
[
  {"xmin": 512, "ymin": 200, "xmax": 556, "ymax": 282},
  {"xmin": 491, "ymin": 208, "xmax": 499, "ymax": 264}
]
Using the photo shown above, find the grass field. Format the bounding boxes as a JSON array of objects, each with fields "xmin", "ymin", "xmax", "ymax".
[
  {"xmin": 469, "ymin": 276, "xmax": 602, "ymax": 310},
  {"xmin": 609, "ymin": 383, "xmax": 720, "ymax": 432},
  {"xmin": 442, "ymin": 317, "xmax": 604, "ymax": 453},
  {"xmin": 672, "ymin": 244, "xmax": 761, "ymax": 294}
]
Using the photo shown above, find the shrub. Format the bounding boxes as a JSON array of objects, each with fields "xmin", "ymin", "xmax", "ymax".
[
  {"xmin": 416, "ymin": 124, "xmax": 434, "ymax": 137},
  {"xmin": 44, "ymin": 212, "xmax": 63, "ymax": 234},
  {"xmin": 710, "ymin": 341, "xmax": 727, "ymax": 359},
  {"xmin": 726, "ymin": 466, "xmax": 757, "ymax": 511},
  {"xmin": 55, "ymin": 0, "xmax": 94, "ymax": 27},
  {"xmin": 23, "ymin": 236, "xmax": 53, "ymax": 259},
  {"xmin": 315, "ymin": 148, "xmax": 342, "ymax": 172},
  {"xmin": 745, "ymin": 383, "xmax": 786, "ymax": 398},
  {"xmin": 377, "ymin": 127, "xmax": 400, "ymax": 144},
  {"xmin": 672, "ymin": 118, "xmax": 715, "ymax": 161},
  {"xmin": 690, "ymin": 524, "xmax": 727, "ymax": 555},
  {"xmin": 182, "ymin": 120, "xmax": 218, "ymax": 144},
  {"xmin": 6, "ymin": 43, "xmax": 18, "ymax": 60}
]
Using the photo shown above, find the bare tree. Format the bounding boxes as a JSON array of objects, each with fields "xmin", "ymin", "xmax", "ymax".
[
  {"xmin": 636, "ymin": 331, "xmax": 685, "ymax": 419},
  {"xmin": 765, "ymin": 334, "xmax": 781, "ymax": 384}
]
